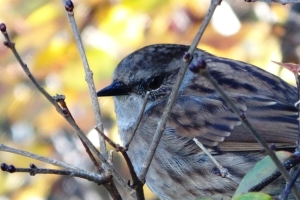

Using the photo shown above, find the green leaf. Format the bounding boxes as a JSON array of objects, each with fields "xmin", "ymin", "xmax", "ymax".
[
  {"xmin": 233, "ymin": 192, "xmax": 272, "ymax": 200},
  {"xmin": 234, "ymin": 151, "xmax": 292, "ymax": 196}
]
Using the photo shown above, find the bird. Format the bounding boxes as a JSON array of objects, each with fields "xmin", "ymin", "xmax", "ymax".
[{"xmin": 97, "ymin": 44, "xmax": 299, "ymax": 200}]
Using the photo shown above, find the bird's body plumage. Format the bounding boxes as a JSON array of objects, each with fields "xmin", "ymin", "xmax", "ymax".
[{"xmin": 98, "ymin": 44, "xmax": 298, "ymax": 199}]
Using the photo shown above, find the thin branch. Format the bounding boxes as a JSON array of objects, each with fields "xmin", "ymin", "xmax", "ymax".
[
  {"xmin": 1, "ymin": 164, "xmax": 111, "ymax": 185},
  {"xmin": 0, "ymin": 23, "xmax": 135, "ymax": 197},
  {"xmin": 1, "ymin": 27, "xmax": 99, "ymax": 169},
  {"xmin": 61, "ymin": 3, "xmax": 124, "ymax": 197},
  {"xmin": 137, "ymin": 0, "xmax": 221, "ymax": 183},
  {"xmin": 0, "ymin": 24, "xmax": 64, "ymax": 117},
  {"xmin": 282, "ymin": 161, "xmax": 300, "ymax": 200},
  {"xmin": 95, "ymin": 127, "xmax": 145, "ymax": 200},
  {"xmin": 78, "ymin": 134, "xmax": 121, "ymax": 200},
  {"xmin": 66, "ymin": 113, "xmax": 135, "ymax": 196},
  {"xmin": 125, "ymin": 92, "xmax": 149, "ymax": 148},
  {"xmin": 0, "ymin": 144, "xmax": 80, "ymax": 171},
  {"xmin": 296, "ymin": 73, "xmax": 300, "ymax": 152},
  {"xmin": 103, "ymin": 180, "xmax": 123, "ymax": 200},
  {"xmin": 54, "ymin": 95, "xmax": 104, "ymax": 173},
  {"xmin": 95, "ymin": 127, "xmax": 122, "ymax": 151},
  {"xmin": 193, "ymin": 138, "xmax": 238, "ymax": 185},
  {"xmin": 193, "ymin": 138, "xmax": 222, "ymax": 170},
  {"xmin": 62, "ymin": 0, "xmax": 108, "ymax": 158}
]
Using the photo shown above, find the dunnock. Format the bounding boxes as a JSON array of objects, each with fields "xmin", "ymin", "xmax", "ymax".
[{"xmin": 97, "ymin": 44, "xmax": 298, "ymax": 199}]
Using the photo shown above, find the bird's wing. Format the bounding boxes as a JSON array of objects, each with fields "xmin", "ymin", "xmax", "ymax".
[
  {"xmin": 162, "ymin": 50, "xmax": 299, "ymax": 151},
  {"xmin": 166, "ymin": 95, "xmax": 298, "ymax": 151},
  {"xmin": 196, "ymin": 50, "xmax": 297, "ymax": 104}
]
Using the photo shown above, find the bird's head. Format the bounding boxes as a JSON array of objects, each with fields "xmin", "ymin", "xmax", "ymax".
[{"xmin": 97, "ymin": 44, "xmax": 192, "ymax": 130}]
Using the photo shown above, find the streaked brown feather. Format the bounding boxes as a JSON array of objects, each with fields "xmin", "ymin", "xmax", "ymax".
[{"xmin": 169, "ymin": 48, "xmax": 298, "ymax": 150}]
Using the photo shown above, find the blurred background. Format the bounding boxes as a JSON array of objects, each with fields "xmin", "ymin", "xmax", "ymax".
[{"xmin": 0, "ymin": 0, "xmax": 299, "ymax": 199}]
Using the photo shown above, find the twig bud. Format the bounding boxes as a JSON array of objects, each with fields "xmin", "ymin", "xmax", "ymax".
[
  {"xmin": 0, "ymin": 23, "xmax": 6, "ymax": 32},
  {"xmin": 3, "ymin": 41, "xmax": 9, "ymax": 47},
  {"xmin": 7, "ymin": 165, "xmax": 16, "ymax": 173},
  {"xmin": 183, "ymin": 52, "xmax": 192, "ymax": 62},
  {"xmin": 1, "ymin": 163, "xmax": 8, "ymax": 171},
  {"xmin": 65, "ymin": 0, "xmax": 74, "ymax": 12},
  {"xmin": 53, "ymin": 94, "xmax": 66, "ymax": 102},
  {"xmin": 189, "ymin": 56, "xmax": 206, "ymax": 73},
  {"xmin": 30, "ymin": 163, "xmax": 37, "ymax": 169}
]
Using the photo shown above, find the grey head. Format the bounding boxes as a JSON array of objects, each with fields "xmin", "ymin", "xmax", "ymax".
[
  {"xmin": 97, "ymin": 44, "xmax": 194, "ymax": 133},
  {"xmin": 97, "ymin": 44, "xmax": 191, "ymax": 100}
]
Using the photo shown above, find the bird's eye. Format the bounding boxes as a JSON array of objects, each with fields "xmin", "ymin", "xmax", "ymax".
[{"xmin": 148, "ymin": 76, "xmax": 162, "ymax": 90}]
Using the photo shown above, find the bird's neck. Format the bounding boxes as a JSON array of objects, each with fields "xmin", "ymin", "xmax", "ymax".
[{"xmin": 114, "ymin": 95, "xmax": 145, "ymax": 144}]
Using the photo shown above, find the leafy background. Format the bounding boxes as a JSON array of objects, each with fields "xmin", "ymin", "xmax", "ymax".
[{"xmin": 0, "ymin": 0, "xmax": 299, "ymax": 199}]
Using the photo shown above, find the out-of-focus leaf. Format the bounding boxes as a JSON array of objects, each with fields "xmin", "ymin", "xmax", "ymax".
[
  {"xmin": 99, "ymin": 5, "xmax": 148, "ymax": 46},
  {"xmin": 26, "ymin": 3, "xmax": 60, "ymax": 27},
  {"xmin": 234, "ymin": 151, "xmax": 292, "ymax": 196},
  {"xmin": 34, "ymin": 38, "xmax": 70, "ymax": 72},
  {"xmin": 123, "ymin": 0, "xmax": 167, "ymax": 11}
]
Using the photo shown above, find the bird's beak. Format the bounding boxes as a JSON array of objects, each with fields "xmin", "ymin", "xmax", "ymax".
[{"xmin": 97, "ymin": 81, "xmax": 131, "ymax": 97}]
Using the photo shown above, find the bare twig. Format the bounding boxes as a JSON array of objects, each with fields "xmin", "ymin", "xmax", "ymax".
[
  {"xmin": 0, "ymin": 23, "xmax": 135, "ymax": 198},
  {"xmin": 78, "ymin": 137, "xmax": 123, "ymax": 200},
  {"xmin": 1, "ymin": 163, "xmax": 111, "ymax": 185},
  {"xmin": 95, "ymin": 127, "xmax": 121, "ymax": 150},
  {"xmin": 61, "ymin": 4, "xmax": 124, "ymax": 197},
  {"xmin": 296, "ymin": 73, "xmax": 300, "ymax": 152},
  {"xmin": 54, "ymin": 95, "xmax": 104, "ymax": 173},
  {"xmin": 0, "ymin": 24, "xmax": 64, "ymax": 117},
  {"xmin": 0, "ymin": 144, "xmax": 117, "ymax": 190},
  {"xmin": 193, "ymin": 138, "xmax": 223, "ymax": 169},
  {"xmin": 282, "ymin": 162, "xmax": 300, "ymax": 200},
  {"xmin": 95, "ymin": 127, "xmax": 145, "ymax": 200},
  {"xmin": 125, "ymin": 92, "xmax": 149, "ymax": 148},
  {"xmin": 0, "ymin": 144, "xmax": 79, "ymax": 170},
  {"xmin": 65, "ymin": 112, "xmax": 135, "ymax": 196},
  {"xmin": 62, "ymin": 0, "xmax": 108, "ymax": 158},
  {"xmin": 192, "ymin": 138, "xmax": 238, "ymax": 185},
  {"xmin": 138, "ymin": 0, "xmax": 221, "ymax": 183}
]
